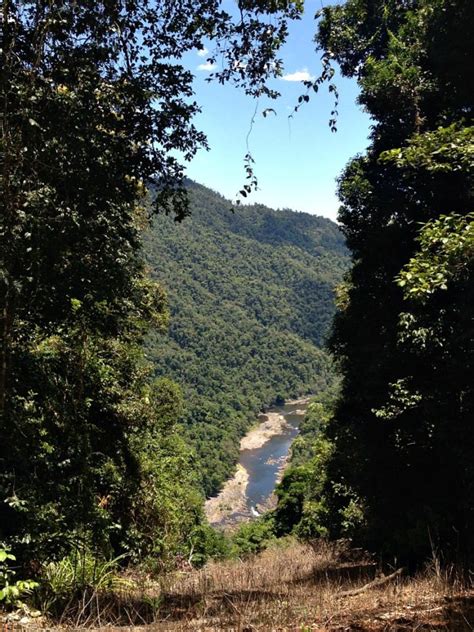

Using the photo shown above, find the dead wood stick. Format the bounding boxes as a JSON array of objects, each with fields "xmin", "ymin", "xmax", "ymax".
[{"xmin": 338, "ymin": 567, "xmax": 405, "ymax": 598}]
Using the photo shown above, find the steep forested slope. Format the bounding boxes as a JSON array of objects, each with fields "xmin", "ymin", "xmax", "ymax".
[{"xmin": 144, "ymin": 182, "xmax": 349, "ymax": 495}]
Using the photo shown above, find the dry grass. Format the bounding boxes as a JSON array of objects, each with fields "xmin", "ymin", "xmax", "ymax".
[
  {"xmin": 146, "ymin": 540, "xmax": 474, "ymax": 631},
  {"xmin": 4, "ymin": 541, "xmax": 473, "ymax": 631}
]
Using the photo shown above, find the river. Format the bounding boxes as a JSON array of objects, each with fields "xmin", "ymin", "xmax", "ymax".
[{"xmin": 205, "ymin": 397, "xmax": 309, "ymax": 527}]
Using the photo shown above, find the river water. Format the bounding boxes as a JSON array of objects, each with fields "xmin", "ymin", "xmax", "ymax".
[
  {"xmin": 241, "ymin": 400, "xmax": 306, "ymax": 513},
  {"xmin": 206, "ymin": 398, "xmax": 309, "ymax": 527}
]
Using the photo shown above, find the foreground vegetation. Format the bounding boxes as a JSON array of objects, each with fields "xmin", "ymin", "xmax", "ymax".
[
  {"xmin": 140, "ymin": 541, "xmax": 474, "ymax": 631},
  {"xmin": 271, "ymin": 0, "xmax": 474, "ymax": 567},
  {"xmin": 2, "ymin": 540, "xmax": 473, "ymax": 630},
  {"xmin": 1, "ymin": 0, "xmax": 473, "ymax": 626},
  {"xmin": 0, "ymin": 0, "xmax": 311, "ymax": 569}
]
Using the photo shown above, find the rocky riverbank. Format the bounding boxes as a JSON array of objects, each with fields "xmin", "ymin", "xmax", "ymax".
[
  {"xmin": 205, "ymin": 397, "xmax": 310, "ymax": 525},
  {"xmin": 240, "ymin": 397, "xmax": 309, "ymax": 451},
  {"xmin": 204, "ymin": 464, "xmax": 249, "ymax": 524}
]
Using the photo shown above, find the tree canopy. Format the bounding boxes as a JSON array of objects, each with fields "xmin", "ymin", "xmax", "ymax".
[
  {"xmin": 276, "ymin": 0, "xmax": 474, "ymax": 565},
  {"xmin": 0, "ymin": 0, "xmax": 306, "ymax": 562},
  {"xmin": 3, "ymin": 0, "xmax": 473, "ymax": 576}
]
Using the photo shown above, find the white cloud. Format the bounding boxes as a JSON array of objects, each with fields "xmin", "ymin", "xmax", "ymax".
[
  {"xmin": 197, "ymin": 47, "xmax": 208, "ymax": 58},
  {"xmin": 280, "ymin": 68, "xmax": 315, "ymax": 82},
  {"xmin": 197, "ymin": 61, "xmax": 217, "ymax": 72}
]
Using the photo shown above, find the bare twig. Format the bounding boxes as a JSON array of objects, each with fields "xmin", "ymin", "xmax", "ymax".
[{"xmin": 338, "ymin": 567, "xmax": 405, "ymax": 598}]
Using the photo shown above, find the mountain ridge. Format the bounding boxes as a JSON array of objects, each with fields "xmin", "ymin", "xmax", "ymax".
[{"xmin": 144, "ymin": 181, "xmax": 349, "ymax": 495}]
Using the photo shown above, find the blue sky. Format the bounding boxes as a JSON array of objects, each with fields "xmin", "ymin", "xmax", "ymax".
[{"xmin": 182, "ymin": 1, "xmax": 371, "ymax": 222}]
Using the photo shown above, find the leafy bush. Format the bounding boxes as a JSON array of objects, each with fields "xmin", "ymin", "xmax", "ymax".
[
  {"xmin": 188, "ymin": 525, "xmax": 232, "ymax": 568},
  {"xmin": 37, "ymin": 550, "xmax": 132, "ymax": 616},
  {"xmin": 0, "ymin": 547, "xmax": 38, "ymax": 608},
  {"xmin": 231, "ymin": 517, "xmax": 276, "ymax": 557}
]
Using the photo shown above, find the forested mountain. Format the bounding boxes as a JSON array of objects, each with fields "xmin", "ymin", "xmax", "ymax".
[
  {"xmin": 144, "ymin": 181, "xmax": 349, "ymax": 495},
  {"xmin": 3, "ymin": 3, "xmax": 472, "ymax": 625}
]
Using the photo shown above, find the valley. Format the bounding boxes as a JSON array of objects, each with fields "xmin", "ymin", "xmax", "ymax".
[
  {"xmin": 205, "ymin": 397, "xmax": 309, "ymax": 527},
  {"xmin": 2, "ymin": 2, "xmax": 472, "ymax": 628},
  {"xmin": 144, "ymin": 181, "xmax": 348, "ymax": 497}
]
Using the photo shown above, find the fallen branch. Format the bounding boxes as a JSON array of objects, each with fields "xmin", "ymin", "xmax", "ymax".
[{"xmin": 338, "ymin": 567, "xmax": 405, "ymax": 598}]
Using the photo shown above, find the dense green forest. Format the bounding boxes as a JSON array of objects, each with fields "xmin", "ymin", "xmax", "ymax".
[
  {"xmin": 1, "ymin": 0, "xmax": 473, "ymax": 622},
  {"xmin": 0, "ymin": 0, "xmax": 308, "ymax": 571},
  {"xmin": 273, "ymin": 0, "xmax": 474, "ymax": 567},
  {"xmin": 144, "ymin": 181, "xmax": 348, "ymax": 495}
]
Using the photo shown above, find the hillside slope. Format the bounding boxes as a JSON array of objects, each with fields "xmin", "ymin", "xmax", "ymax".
[{"xmin": 144, "ymin": 181, "xmax": 349, "ymax": 495}]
